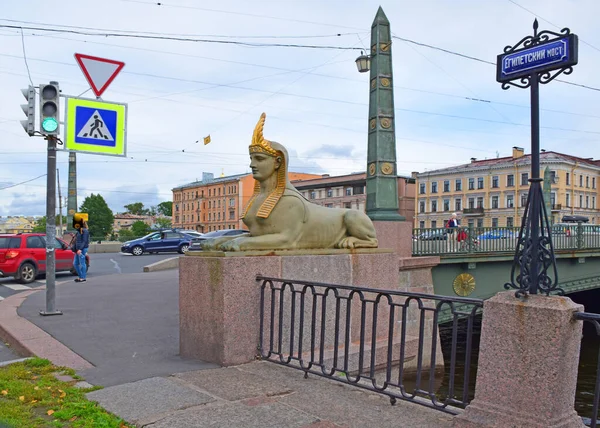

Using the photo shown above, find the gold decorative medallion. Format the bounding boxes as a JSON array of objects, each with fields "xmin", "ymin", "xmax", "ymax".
[
  {"xmin": 371, "ymin": 45, "xmax": 377, "ymax": 54},
  {"xmin": 371, "ymin": 79, "xmax": 377, "ymax": 90},
  {"xmin": 380, "ymin": 118, "xmax": 392, "ymax": 129},
  {"xmin": 370, "ymin": 119, "xmax": 376, "ymax": 130},
  {"xmin": 369, "ymin": 163, "xmax": 376, "ymax": 176},
  {"xmin": 380, "ymin": 42, "xmax": 390, "ymax": 52},
  {"xmin": 453, "ymin": 273, "xmax": 476, "ymax": 297},
  {"xmin": 380, "ymin": 162, "xmax": 393, "ymax": 175},
  {"xmin": 381, "ymin": 78, "xmax": 390, "ymax": 87}
]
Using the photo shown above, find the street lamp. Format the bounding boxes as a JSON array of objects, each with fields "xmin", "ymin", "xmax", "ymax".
[{"xmin": 355, "ymin": 51, "xmax": 370, "ymax": 73}]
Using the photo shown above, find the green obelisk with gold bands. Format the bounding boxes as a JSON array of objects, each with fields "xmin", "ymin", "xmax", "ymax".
[{"xmin": 366, "ymin": 7, "xmax": 404, "ymax": 221}]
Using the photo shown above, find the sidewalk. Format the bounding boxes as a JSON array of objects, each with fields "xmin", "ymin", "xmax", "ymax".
[{"xmin": 0, "ymin": 271, "xmax": 455, "ymax": 427}]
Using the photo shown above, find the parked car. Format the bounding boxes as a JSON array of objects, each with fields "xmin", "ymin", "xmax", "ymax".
[
  {"xmin": 189, "ymin": 229, "xmax": 250, "ymax": 251},
  {"xmin": 120, "ymin": 230, "xmax": 195, "ymax": 256},
  {"xmin": 0, "ymin": 233, "xmax": 90, "ymax": 284},
  {"xmin": 477, "ymin": 230, "xmax": 515, "ymax": 240},
  {"xmin": 418, "ymin": 230, "xmax": 447, "ymax": 241}
]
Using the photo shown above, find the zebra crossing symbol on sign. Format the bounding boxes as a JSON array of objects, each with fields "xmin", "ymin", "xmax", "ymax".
[{"xmin": 77, "ymin": 110, "xmax": 115, "ymax": 142}]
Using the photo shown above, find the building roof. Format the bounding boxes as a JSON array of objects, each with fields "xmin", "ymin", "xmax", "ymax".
[
  {"xmin": 417, "ymin": 151, "xmax": 600, "ymax": 177},
  {"xmin": 292, "ymin": 171, "xmax": 415, "ymax": 189},
  {"xmin": 172, "ymin": 173, "xmax": 250, "ymax": 191}
]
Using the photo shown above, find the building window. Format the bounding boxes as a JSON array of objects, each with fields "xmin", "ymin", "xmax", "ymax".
[
  {"xmin": 594, "ymin": 197, "xmax": 596, "ymax": 209},
  {"xmin": 346, "ymin": 188, "xmax": 352, "ymax": 196},
  {"xmin": 344, "ymin": 202, "xmax": 352, "ymax": 209},
  {"xmin": 550, "ymin": 171, "xmax": 557, "ymax": 183},
  {"xmin": 491, "ymin": 196, "xmax": 499, "ymax": 209},
  {"xmin": 325, "ymin": 203, "xmax": 333, "ymax": 208},
  {"xmin": 443, "ymin": 199, "xmax": 450, "ymax": 211},
  {"xmin": 353, "ymin": 186, "xmax": 364, "ymax": 195},
  {"xmin": 586, "ymin": 176, "xmax": 590, "ymax": 188},
  {"xmin": 310, "ymin": 191, "xmax": 316, "ymax": 199},
  {"xmin": 431, "ymin": 182, "xmax": 438, "ymax": 193},
  {"xmin": 419, "ymin": 221, "xmax": 425, "ymax": 229},
  {"xmin": 468, "ymin": 178, "xmax": 474, "ymax": 190},
  {"xmin": 455, "ymin": 179, "xmax": 462, "ymax": 191},
  {"xmin": 229, "ymin": 211, "xmax": 235, "ymax": 220},
  {"xmin": 327, "ymin": 189, "xmax": 333, "ymax": 197},
  {"xmin": 455, "ymin": 199, "xmax": 462, "ymax": 211},
  {"xmin": 208, "ymin": 201, "xmax": 211, "ymax": 208},
  {"xmin": 586, "ymin": 196, "xmax": 590, "ymax": 208},
  {"xmin": 594, "ymin": 177, "xmax": 597, "ymax": 189},
  {"xmin": 431, "ymin": 220, "xmax": 437, "ymax": 229},
  {"xmin": 419, "ymin": 201, "xmax": 425, "ymax": 213},
  {"xmin": 580, "ymin": 194, "xmax": 583, "ymax": 208},
  {"xmin": 492, "ymin": 218, "xmax": 498, "ymax": 228},
  {"xmin": 507, "ymin": 217, "xmax": 514, "ymax": 228},
  {"xmin": 507, "ymin": 174, "xmax": 514, "ymax": 187},
  {"xmin": 477, "ymin": 177, "xmax": 484, "ymax": 189},
  {"xmin": 431, "ymin": 200, "xmax": 437, "ymax": 212},
  {"xmin": 521, "ymin": 193, "xmax": 528, "ymax": 207},
  {"xmin": 580, "ymin": 175, "xmax": 583, "ymax": 187},
  {"xmin": 492, "ymin": 176, "xmax": 499, "ymax": 188},
  {"xmin": 468, "ymin": 198, "xmax": 475, "ymax": 209},
  {"xmin": 319, "ymin": 190, "xmax": 322, "ymax": 199},
  {"xmin": 477, "ymin": 219, "xmax": 484, "ymax": 228},
  {"xmin": 566, "ymin": 193, "xmax": 570, "ymax": 207},
  {"xmin": 229, "ymin": 198, "xmax": 235, "ymax": 207},
  {"xmin": 419, "ymin": 183, "xmax": 426, "ymax": 194},
  {"xmin": 477, "ymin": 197, "xmax": 484, "ymax": 208},
  {"xmin": 521, "ymin": 173, "xmax": 529, "ymax": 185},
  {"xmin": 507, "ymin": 195, "xmax": 514, "ymax": 208},
  {"xmin": 443, "ymin": 180, "xmax": 450, "ymax": 192},
  {"xmin": 566, "ymin": 173, "xmax": 570, "ymax": 185}
]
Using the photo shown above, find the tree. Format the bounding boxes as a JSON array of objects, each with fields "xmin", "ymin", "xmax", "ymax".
[
  {"xmin": 157, "ymin": 201, "xmax": 173, "ymax": 217},
  {"xmin": 32, "ymin": 215, "xmax": 68, "ymax": 233},
  {"xmin": 131, "ymin": 220, "xmax": 151, "ymax": 237},
  {"xmin": 118, "ymin": 229, "xmax": 134, "ymax": 242},
  {"xmin": 155, "ymin": 217, "xmax": 172, "ymax": 229},
  {"xmin": 123, "ymin": 202, "xmax": 147, "ymax": 215},
  {"xmin": 79, "ymin": 194, "xmax": 114, "ymax": 239}
]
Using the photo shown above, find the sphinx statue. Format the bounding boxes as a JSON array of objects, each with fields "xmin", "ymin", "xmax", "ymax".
[{"xmin": 201, "ymin": 113, "xmax": 378, "ymax": 252}]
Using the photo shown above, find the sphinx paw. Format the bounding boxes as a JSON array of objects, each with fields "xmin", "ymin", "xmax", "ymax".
[
  {"xmin": 337, "ymin": 237, "xmax": 356, "ymax": 249},
  {"xmin": 219, "ymin": 241, "xmax": 240, "ymax": 252}
]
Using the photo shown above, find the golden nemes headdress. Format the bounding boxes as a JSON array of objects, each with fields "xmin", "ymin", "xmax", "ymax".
[{"xmin": 241, "ymin": 113, "xmax": 287, "ymax": 219}]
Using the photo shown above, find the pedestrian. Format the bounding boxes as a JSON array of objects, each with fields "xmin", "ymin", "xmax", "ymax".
[
  {"xmin": 446, "ymin": 213, "xmax": 459, "ymax": 252},
  {"xmin": 73, "ymin": 220, "xmax": 89, "ymax": 283}
]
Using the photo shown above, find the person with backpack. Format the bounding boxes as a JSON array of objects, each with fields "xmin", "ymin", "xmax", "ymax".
[
  {"xmin": 446, "ymin": 213, "xmax": 459, "ymax": 251},
  {"xmin": 73, "ymin": 220, "xmax": 90, "ymax": 282}
]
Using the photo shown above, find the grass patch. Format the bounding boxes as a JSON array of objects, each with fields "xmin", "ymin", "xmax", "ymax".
[{"xmin": 0, "ymin": 357, "xmax": 133, "ymax": 428}]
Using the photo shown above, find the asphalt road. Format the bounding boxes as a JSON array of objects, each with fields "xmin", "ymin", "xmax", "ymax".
[
  {"xmin": 0, "ymin": 252, "xmax": 178, "ymax": 302},
  {"xmin": 0, "ymin": 341, "xmax": 20, "ymax": 364}
]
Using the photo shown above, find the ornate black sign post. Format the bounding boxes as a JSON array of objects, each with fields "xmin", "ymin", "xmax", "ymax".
[{"xmin": 499, "ymin": 20, "xmax": 578, "ymax": 297}]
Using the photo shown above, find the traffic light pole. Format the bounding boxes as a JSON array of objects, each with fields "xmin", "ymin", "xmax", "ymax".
[{"xmin": 41, "ymin": 136, "xmax": 62, "ymax": 316}]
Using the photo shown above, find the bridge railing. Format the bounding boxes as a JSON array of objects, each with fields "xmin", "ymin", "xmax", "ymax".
[
  {"xmin": 257, "ymin": 276, "xmax": 484, "ymax": 414},
  {"xmin": 574, "ymin": 311, "xmax": 600, "ymax": 427},
  {"xmin": 412, "ymin": 224, "xmax": 600, "ymax": 257}
]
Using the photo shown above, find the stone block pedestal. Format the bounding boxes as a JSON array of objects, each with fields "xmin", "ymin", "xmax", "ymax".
[{"xmin": 453, "ymin": 291, "xmax": 585, "ymax": 428}]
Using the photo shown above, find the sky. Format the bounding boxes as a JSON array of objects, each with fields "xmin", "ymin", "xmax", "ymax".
[{"xmin": 0, "ymin": 0, "xmax": 599, "ymax": 216}]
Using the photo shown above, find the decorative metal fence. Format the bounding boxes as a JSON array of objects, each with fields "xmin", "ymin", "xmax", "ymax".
[
  {"xmin": 412, "ymin": 224, "xmax": 600, "ymax": 257},
  {"xmin": 575, "ymin": 312, "xmax": 600, "ymax": 427},
  {"xmin": 257, "ymin": 276, "xmax": 484, "ymax": 414}
]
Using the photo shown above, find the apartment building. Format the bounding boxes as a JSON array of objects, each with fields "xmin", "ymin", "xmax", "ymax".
[
  {"xmin": 172, "ymin": 171, "xmax": 321, "ymax": 232},
  {"xmin": 0, "ymin": 216, "xmax": 35, "ymax": 233},
  {"xmin": 415, "ymin": 147, "xmax": 600, "ymax": 229},
  {"xmin": 292, "ymin": 172, "xmax": 416, "ymax": 224}
]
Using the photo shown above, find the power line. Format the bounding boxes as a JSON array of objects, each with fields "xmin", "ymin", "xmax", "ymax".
[
  {"xmin": 0, "ymin": 24, "xmax": 363, "ymax": 51},
  {"xmin": 19, "ymin": 28, "xmax": 33, "ymax": 86},
  {"xmin": 0, "ymin": 174, "xmax": 46, "ymax": 190}
]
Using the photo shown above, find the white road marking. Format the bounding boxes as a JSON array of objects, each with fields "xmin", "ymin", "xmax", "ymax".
[
  {"xmin": 3, "ymin": 284, "xmax": 31, "ymax": 291},
  {"xmin": 110, "ymin": 258, "xmax": 122, "ymax": 274},
  {"xmin": 0, "ymin": 296, "xmax": 4, "ymax": 301}
]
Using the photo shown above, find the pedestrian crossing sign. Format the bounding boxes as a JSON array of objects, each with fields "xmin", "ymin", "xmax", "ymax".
[{"xmin": 64, "ymin": 97, "xmax": 127, "ymax": 157}]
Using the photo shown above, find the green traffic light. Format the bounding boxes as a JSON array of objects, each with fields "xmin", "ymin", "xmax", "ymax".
[{"xmin": 42, "ymin": 117, "xmax": 58, "ymax": 133}]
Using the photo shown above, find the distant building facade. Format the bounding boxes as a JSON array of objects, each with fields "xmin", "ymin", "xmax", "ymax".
[
  {"xmin": 0, "ymin": 216, "xmax": 35, "ymax": 233},
  {"xmin": 415, "ymin": 147, "xmax": 600, "ymax": 229}
]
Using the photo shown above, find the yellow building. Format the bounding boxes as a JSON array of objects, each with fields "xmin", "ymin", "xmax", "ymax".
[
  {"xmin": 0, "ymin": 216, "xmax": 35, "ymax": 233},
  {"xmin": 415, "ymin": 147, "xmax": 600, "ymax": 229}
]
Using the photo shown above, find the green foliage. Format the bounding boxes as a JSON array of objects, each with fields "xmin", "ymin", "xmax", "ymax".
[
  {"xmin": 118, "ymin": 229, "xmax": 135, "ymax": 242},
  {"xmin": 131, "ymin": 221, "xmax": 151, "ymax": 237},
  {"xmin": 79, "ymin": 194, "xmax": 114, "ymax": 239},
  {"xmin": 157, "ymin": 201, "xmax": 173, "ymax": 217},
  {"xmin": 32, "ymin": 216, "xmax": 67, "ymax": 233},
  {"xmin": 123, "ymin": 202, "xmax": 146, "ymax": 215},
  {"xmin": 155, "ymin": 217, "xmax": 172, "ymax": 229}
]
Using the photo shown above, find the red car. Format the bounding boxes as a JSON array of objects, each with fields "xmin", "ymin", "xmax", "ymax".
[{"xmin": 0, "ymin": 233, "xmax": 90, "ymax": 284}]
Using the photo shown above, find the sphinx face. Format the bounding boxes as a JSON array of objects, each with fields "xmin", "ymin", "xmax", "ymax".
[{"xmin": 250, "ymin": 152, "xmax": 281, "ymax": 182}]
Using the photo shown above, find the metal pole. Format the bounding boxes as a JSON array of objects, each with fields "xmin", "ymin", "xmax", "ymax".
[
  {"xmin": 57, "ymin": 168, "xmax": 62, "ymax": 237},
  {"xmin": 41, "ymin": 136, "xmax": 62, "ymax": 316},
  {"xmin": 67, "ymin": 152, "xmax": 77, "ymax": 233},
  {"xmin": 528, "ymin": 76, "xmax": 541, "ymax": 295}
]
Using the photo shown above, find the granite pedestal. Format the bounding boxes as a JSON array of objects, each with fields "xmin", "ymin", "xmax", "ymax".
[{"xmin": 454, "ymin": 292, "xmax": 585, "ymax": 428}]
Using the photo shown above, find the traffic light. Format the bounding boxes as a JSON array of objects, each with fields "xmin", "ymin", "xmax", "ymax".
[
  {"xmin": 20, "ymin": 85, "xmax": 36, "ymax": 136},
  {"xmin": 39, "ymin": 82, "xmax": 60, "ymax": 136}
]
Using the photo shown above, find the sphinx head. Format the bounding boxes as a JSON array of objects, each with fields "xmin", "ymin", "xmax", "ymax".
[{"xmin": 248, "ymin": 114, "xmax": 289, "ymax": 183}]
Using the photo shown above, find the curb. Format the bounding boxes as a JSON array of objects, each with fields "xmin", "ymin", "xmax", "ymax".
[
  {"xmin": 143, "ymin": 257, "xmax": 179, "ymax": 273},
  {"xmin": 0, "ymin": 291, "xmax": 93, "ymax": 370}
]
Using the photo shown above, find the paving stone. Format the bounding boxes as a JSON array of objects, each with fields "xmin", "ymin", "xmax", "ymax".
[
  {"xmin": 149, "ymin": 401, "xmax": 318, "ymax": 428},
  {"xmin": 74, "ymin": 381, "xmax": 94, "ymax": 389},
  {"xmin": 175, "ymin": 367, "xmax": 293, "ymax": 401},
  {"xmin": 53, "ymin": 374, "xmax": 75, "ymax": 382},
  {"xmin": 86, "ymin": 376, "xmax": 214, "ymax": 424}
]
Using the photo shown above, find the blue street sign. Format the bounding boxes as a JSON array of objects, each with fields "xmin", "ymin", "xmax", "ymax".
[
  {"xmin": 497, "ymin": 34, "xmax": 578, "ymax": 83},
  {"xmin": 74, "ymin": 106, "xmax": 117, "ymax": 147}
]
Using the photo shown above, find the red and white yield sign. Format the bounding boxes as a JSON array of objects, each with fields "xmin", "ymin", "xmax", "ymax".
[{"xmin": 74, "ymin": 53, "xmax": 125, "ymax": 97}]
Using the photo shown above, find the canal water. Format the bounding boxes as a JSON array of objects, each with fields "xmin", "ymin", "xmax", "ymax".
[{"xmin": 436, "ymin": 287, "xmax": 599, "ymax": 424}]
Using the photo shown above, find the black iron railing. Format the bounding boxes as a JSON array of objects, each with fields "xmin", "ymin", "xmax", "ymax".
[
  {"xmin": 257, "ymin": 276, "xmax": 484, "ymax": 414},
  {"xmin": 575, "ymin": 312, "xmax": 600, "ymax": 427}
]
